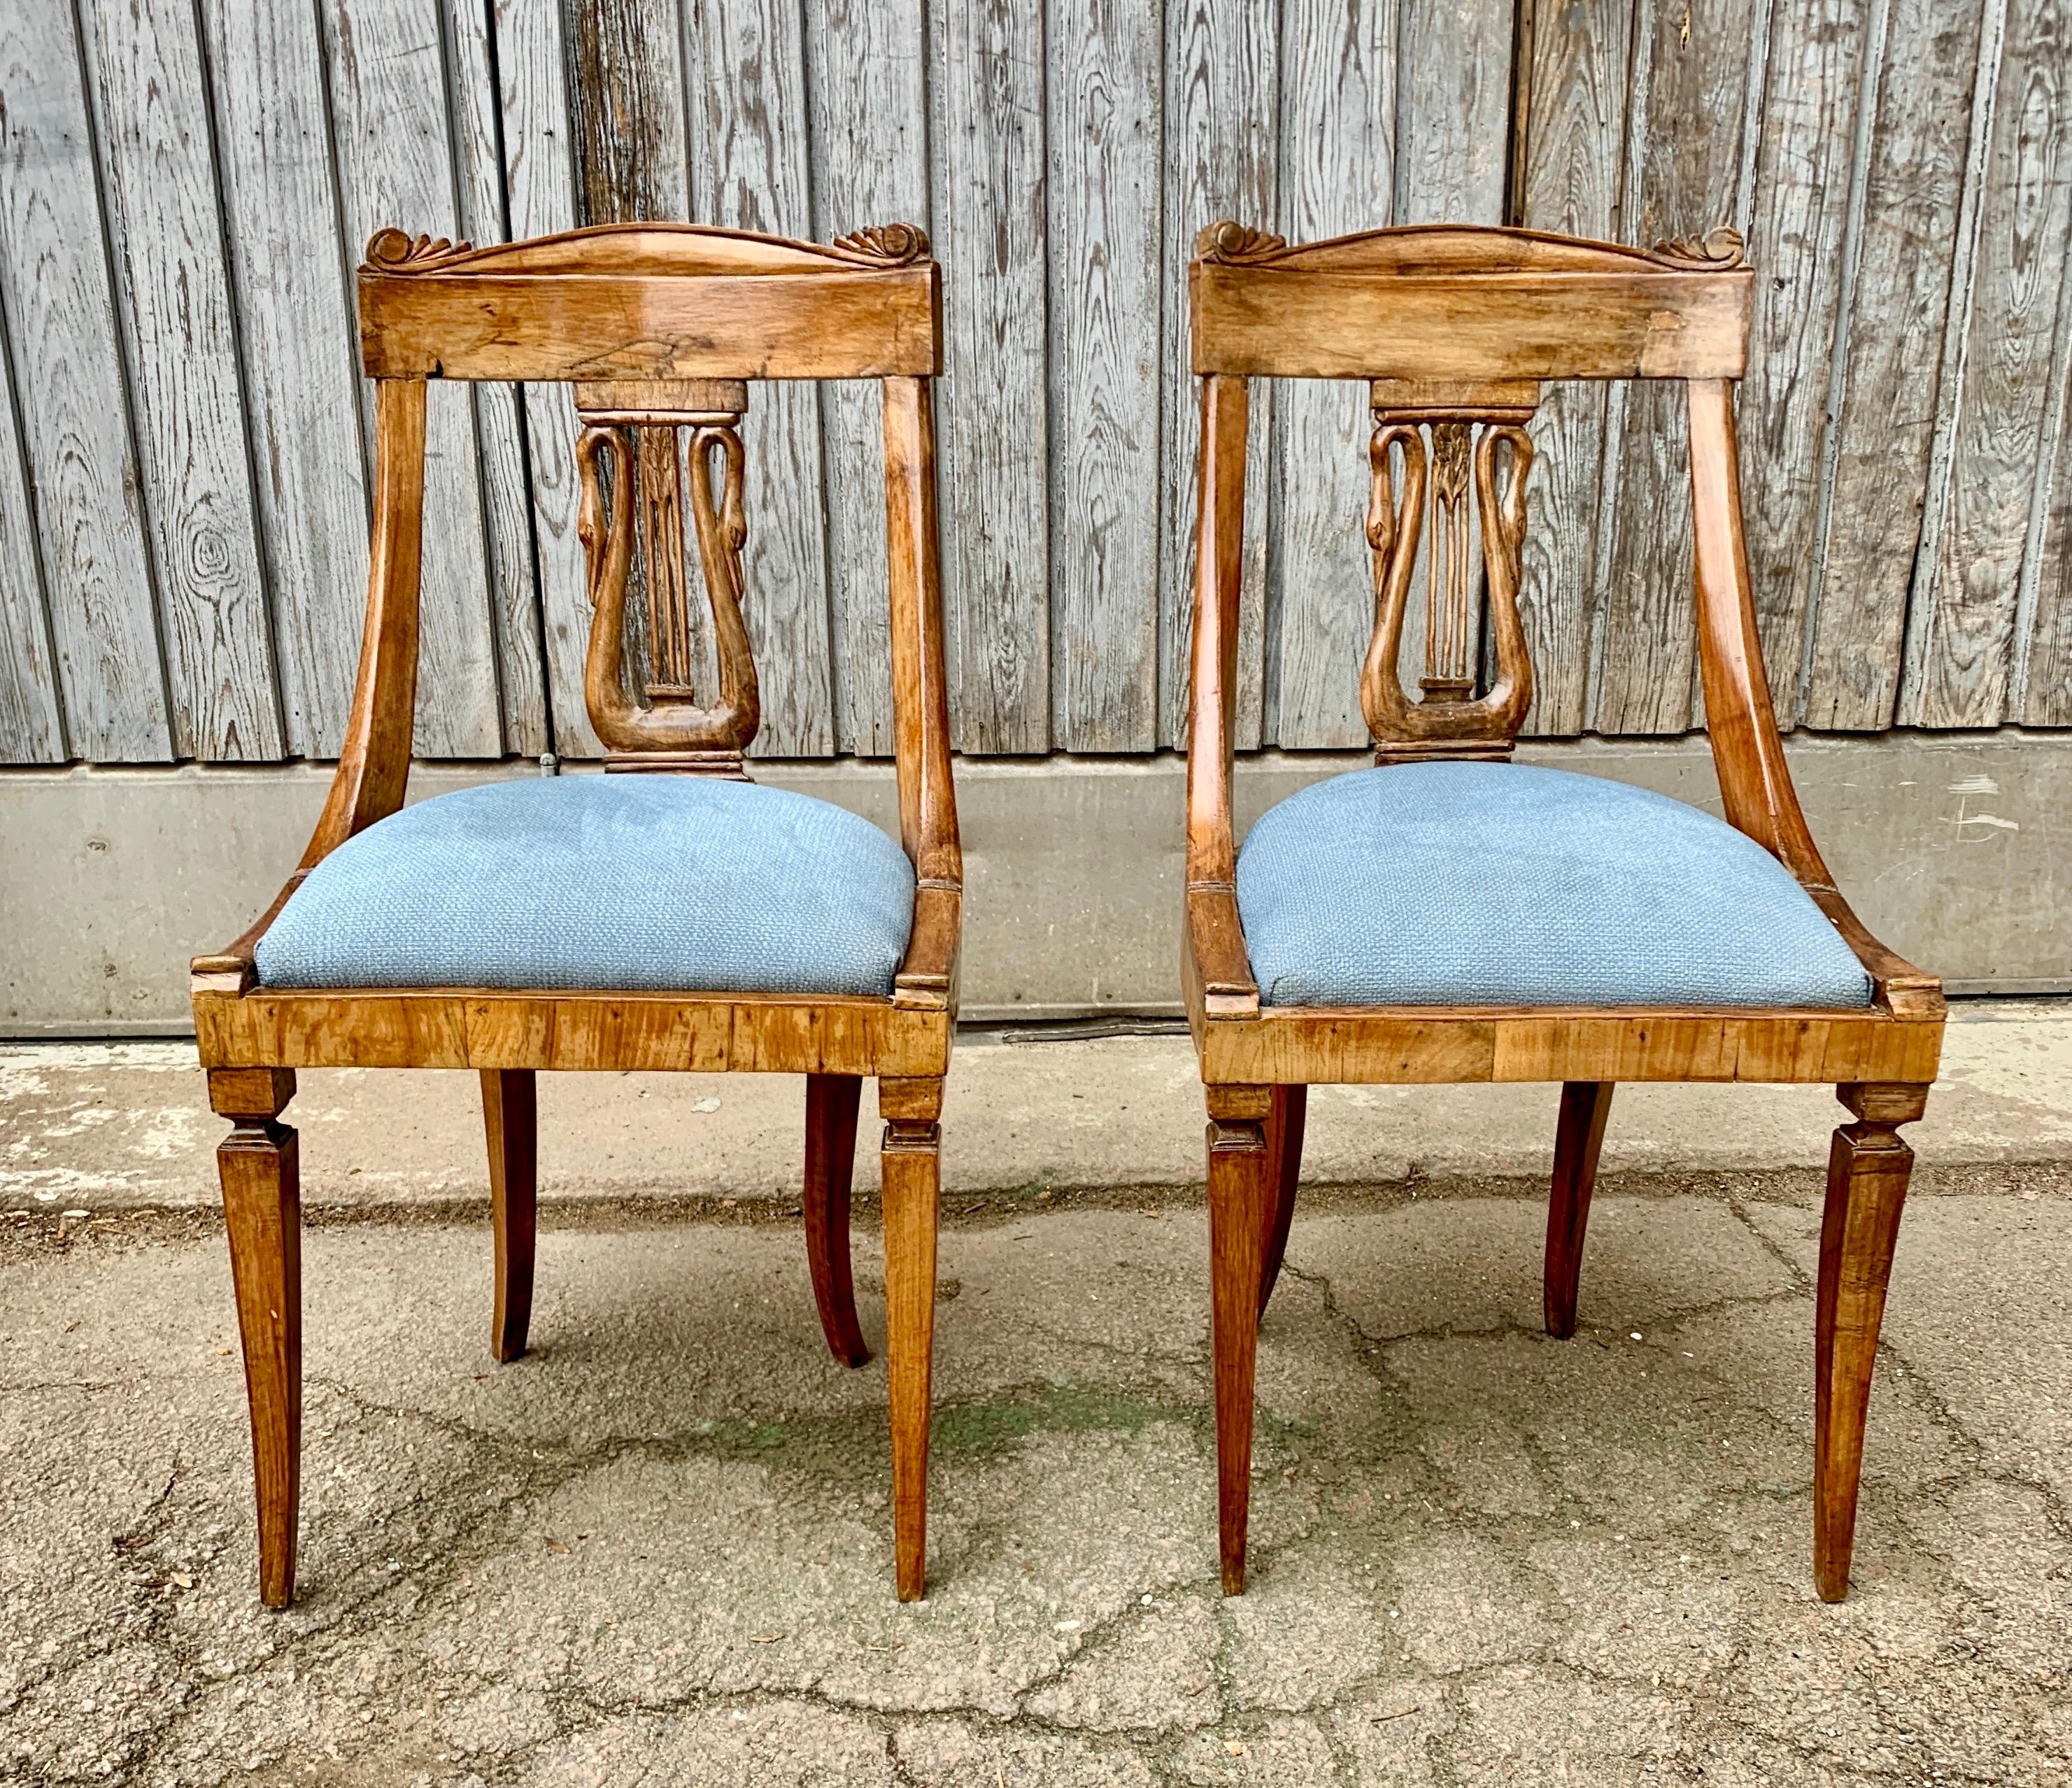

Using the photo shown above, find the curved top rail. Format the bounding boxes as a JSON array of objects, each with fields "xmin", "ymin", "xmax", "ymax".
[
  {"xmin": 1193, "ymin": 220, "xmax": 1746, "ymax": 276},
  {"xmin": 362, "ymin": 220, "xmax": 932, "ymax": 279}
]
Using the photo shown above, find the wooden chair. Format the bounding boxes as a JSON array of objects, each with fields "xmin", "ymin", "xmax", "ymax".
[
  {"xmin": 1181, "ymin": 221, "xmax": 1943, "ymax": 1603},
  {"xmin": 190, "ymin": 221, "xmax": 959, "ymax": 1606}
]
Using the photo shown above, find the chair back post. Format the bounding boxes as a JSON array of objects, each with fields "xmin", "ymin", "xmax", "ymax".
[
  {"xmin": 883, "ymin": 374, "xmax": 959, "ymax": 889},
  {"xmin": 1186, "ymin": 372, "xmax": 1248, "ymax": 888},
  {"xmin": 1687, "ymin": 375, "xmax": 1831, "ymax": 882},
  {"xmin": 301, "ymin": 376, "xmax": 427, "ymax": 866}
]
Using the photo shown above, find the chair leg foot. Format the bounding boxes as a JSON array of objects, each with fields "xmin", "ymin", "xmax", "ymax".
[
  {"xmin": 881, "ymin": 1080, "xmax": 942, "ymax": 1601},
  {"xmin": 804, "ymin": 1074, "xmax": 870, "ymax": 1368},
  {"xmin": 211, "ymin": 1068, "xmax": 301, "ymax": 1610},
  {"xmin": 1257, "ymin": 1084, "xmax": 1307, "ymax": 1319},
  {"xmin": 1209, "ymin": 1107, "xmax": 1272, "ymax": 1595},
  {"xmin": 1544, "ymin": 1080, "xmax": 1613, "ymax": 1339},
  {"xmin": 1815, "ymin": 1081, "xmax": 1926, "ymax": 1602},
  {"xmin": 481, "ymin": 1070, "xmax": 537, "ymax": 1363}
]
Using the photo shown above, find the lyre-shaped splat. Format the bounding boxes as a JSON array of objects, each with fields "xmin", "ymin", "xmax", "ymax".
[
  {"xmin": 1360, "ymin": 378, "xmax": 1538, "ymax": 765},
  {"xmin": 576, "ymin": 379, "xmax": 761, "ymax": 774}
]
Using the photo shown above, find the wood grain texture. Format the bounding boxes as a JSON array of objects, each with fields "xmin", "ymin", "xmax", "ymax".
[
  {"xmin": 1543, "ymin": 1078, "xmax": 1612, "ymax": 1338},
  {"xmin": 213, "ymin": 1063, "xmax": 301, "ymax": 1610},
  {"xmin": 802, "ymin": 1072, "xmax": 868, "ymax": 1366},
  {"xmin": 684, "ymin": 0, "xmax": 835, "ymax": 758},
  {"xmin": 1815, "ymin": 1081, "xmax": 1926, "ymax": 1599},
  {"xmin": 1207, "ymin": 1113, "xmax": 1272, "ymax": 1593},
  {"xmin": 195, "ymin": 986, "xmax": 953, "ymax": 1079},
  {"xmin": 1739, "ymin": 0, "xmax": 1873, "ymax": 731},
  {"xmin": 806, "ymin": 0, "xmax": 928, "ymax": 756},
  {"xmin": 1158, "ymin": 0, "xmax": 1277, "ymax": 749},
  {"xmin": 1515, "ymin": 0, "xmax": 1629, "ymax": 735},
  {"xmin": 1257, "ymin": 1081, "xmax": 1306, "ymax": 1317},
  {"xmin": 1589, "ymin": 0, "xmax": 1759, "ymax": 734},
  {"xmin": 0, "ymin": 285, "xmax": 63, "ymax": 760},
  {"xmin": 448, "ymin": 0, "xmax": 548, "ymax": 756},
  {"xmin": 1394, "ymin": 0, "xmax": 1511, "ymax": 222},
  {"xmin": 930, "ymin": 0, "xmax": 1049, "ymax": 751},
  {"xmin": 1901, "ymin": 0, "xmax": 2072, "ymax": 728},
  {"xmin": 1048, "ymin": 0, "xmax": 1162, "ymax": 751},
  {"xmin": 880, "ymin": 1111, "xmax": 939, "ymax": 1601},
  {"xmin": 323, "ymin": 0, "xmax": 502, "ymax": 756},
  {"xmin": 1804, "ymin": 0, "xmax": 1986, "ymax": 728},
  {"xmin": 1193, "ymin": 1006, "xmax": 1945, "ymax": 1088},
  {"xmin": 490, "ymin": 0, "xmax": 596, "ymax": 756},
  {"xmin": 480, "ymin": 1066, "xmax": 537, "ymax": 1363},
  {"xmin": 2029, "ymin": 299, "xmax": 2072, "ymax": 721},
  {"xmin": 200, "ymin": 0, "xmax": 369, "ymax": 759},
  {"xmin": 1270, "ymin": 0, "xmax": 1398, "ymax": 748},
  {"xmin": 0, "ymin": 0, "xmax": 170, "ymax": 760},
  {"xmin": 84, "ymin": 0, "xmax": 280, "ymax": 760}
]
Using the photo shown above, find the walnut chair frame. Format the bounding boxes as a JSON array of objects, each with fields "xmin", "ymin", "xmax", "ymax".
[
  {"xmin": 1181, "ymin": 221, "xmax": 1943, "ymax": 1603},
  {"xmin": 191, "ymin": 222, "xmax": 960, "ymax": 1606}
]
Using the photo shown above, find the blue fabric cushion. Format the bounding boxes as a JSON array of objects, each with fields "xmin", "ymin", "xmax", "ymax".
[
  {"xmin": 255, "ymin": 776, "xmax": 916, "ymax": 995},
  {"xmin": 1235, "ymin": 762, "xmax": 1872, "ymax": 1010}
]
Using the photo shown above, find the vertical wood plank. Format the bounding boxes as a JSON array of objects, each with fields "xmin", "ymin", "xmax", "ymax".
[
  {"xmin": 1590, "ymin": 0, "xmax": 1761, "ymax": 735},
  {"xmin": 200, "ymin": 0, "xmax": 370, "ymax": 759},
  {"xmin": 805, "ymin": 0, "xmax": 928, "ymax": 757},
  {"xmin": 1803, "ymin": 0, "xmax": 1985, "ymax": 728},
  {"xmin": 1159, "ymin": 0, "xmax": 1277, "ymax": 750},
  {"xmin": 0, "ymin": 1, "xmax": 171, "ymax": 760},
  {"xmin": 931, "ymin": 0, "xmax": 1050, "ymax": 752},
  {"xmin": 2026, "ymin": 318, "xmax": 2072, "ymax": 721},
  {"xmin": 1515, "ymin": 0, "xmax": 1630, "ymax": 735},
  {"xmin": 683, "ymin": 0, "xmax": 835, "ymax": 758},
  {"xmin": 448, "ymin": 0, "xmax": 548, "ymax": 755},
  {"xmin": 1270, "ymin": 0, "xmax": 1398, "ymax": 748},
  {"xmin": 84, "ymin": 0, "xmax": 281, "ymax": 761},
  {"xmin": 569, "ymin": 0, "xmax": 690, "ymax": 222},
  {"xmin": 1900, "ymin": 0, "xmax": 2072, "ymax": 728},
  {"xmin": 323, "ymin": 0, "xmax": 504, "ymax": 757},
  {"xmin": 0, "ymin": 291, "xmax": 64, "ymax": 761},
  {"xmin": 490, "ymin": 0, "xmax": 595, "ymax": 757},
  {"xmin": 1739, "ymin": 0, "xmax": 1873, "ymax": 729},
  {"xmin": 1048, "ymin": 0, "xmax": 1161, "ymax": 751}
]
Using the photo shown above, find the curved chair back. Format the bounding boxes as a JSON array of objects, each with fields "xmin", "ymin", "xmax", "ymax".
[{"xmin": 336, "ymin": 223, "xmax": 954, "ymax": 895}]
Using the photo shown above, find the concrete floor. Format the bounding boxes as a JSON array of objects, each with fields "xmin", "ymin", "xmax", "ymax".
[{"xmin": 4, "ymin": 1012, "xmax": 2072, "ymax": 1784}]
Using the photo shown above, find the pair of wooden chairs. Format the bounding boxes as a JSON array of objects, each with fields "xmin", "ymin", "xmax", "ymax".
[{"xmin": 192, "ymin": 219, "xmax": 1938, "ymax": 1615}]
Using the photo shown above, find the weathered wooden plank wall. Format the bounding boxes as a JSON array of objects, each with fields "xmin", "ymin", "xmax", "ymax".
[{"xmin": 0, "ymin": 0, "xmax": 2066, "ymax": 766}]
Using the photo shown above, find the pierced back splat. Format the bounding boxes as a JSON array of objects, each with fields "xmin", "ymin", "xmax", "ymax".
[
  {"xmin": 1360, "ymin": 378, "xmax": 1538, "ymax": 765},
  {"xmin": 576, "ymin": 379, "xmax": 760, "ymax": 776}
]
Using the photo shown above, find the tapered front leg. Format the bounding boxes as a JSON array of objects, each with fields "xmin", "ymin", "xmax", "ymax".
[
  {"xmin": 804, "ymin": 1073, "xmax": 870, "ymax": 1366},
  {"xmin": 1207, "ymin": 1092, "xmax": 1274, "ymax": 1595},
  {"xmin": 1815, "ymin": 1081, "xmax": 1928, "ymax": 1601},
  {"xmin": 481, "ymin": 1069, "xmax": 537, "ymax": 1363},
  {"xmin": 210, "ymin": 1067, "xmax": 301, "ymax": 1610},
  {"xmin": 1544, "ymin": 1080, "xmax": 1614, "ymax": 1339},
  {"xmin": 879, "ymin": 1077, "xmax": 942, "ymax": 1601},
  {"xmin": 1257, "ymin": 1084, "xmax": 1308, "ymax": 1318}
]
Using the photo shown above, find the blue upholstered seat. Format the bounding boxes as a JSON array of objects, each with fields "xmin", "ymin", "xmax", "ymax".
[
  {"xmin": 255, "ymin": 776, "xmax": 916, "ymax": 996},
  {"xmin": 1235, "ymin": 762, "xmax": 1872, "ymax": 1010}
]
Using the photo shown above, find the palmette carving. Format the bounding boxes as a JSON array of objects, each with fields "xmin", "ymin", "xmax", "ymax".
[
  {"xmin": 831, "ymin": 223, "xmax": 930, "ymax": 266},
  {"xmin": 362, "ymin": 228, "xmax": 472, "ymax": 271},
  {"xmin": 1361, "ymin": 409, "xmax": 1535, "ymax": 762},
  {"xmin": 576, "ymin": 409, "xmax": 760, "ymax": 768},
  {"xmin": 1649, "ymin": 227, "xmax": 1747, "ymax": 270}
]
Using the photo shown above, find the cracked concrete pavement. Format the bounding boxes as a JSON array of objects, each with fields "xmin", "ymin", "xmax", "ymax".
[{"xmin": 5, "ymin": 1006, "xmax": 2072, "ymax": 1784}]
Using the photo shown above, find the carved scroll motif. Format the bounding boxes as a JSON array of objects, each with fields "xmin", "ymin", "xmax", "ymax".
[
  {"xmin": 576, "ymin": 385, "xmax": 760, "ymax": 774},
  {"xmin": 1360, "ymin": 390, "xmax": 1538, "ymax": 765}
]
